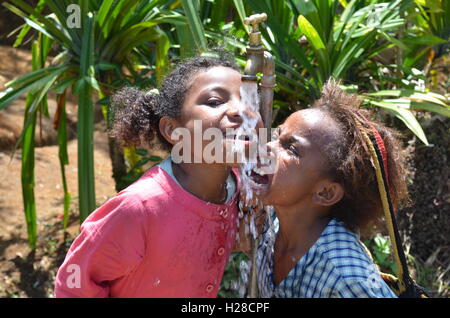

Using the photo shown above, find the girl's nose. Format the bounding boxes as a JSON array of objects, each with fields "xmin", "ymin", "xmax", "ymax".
[
  {"xmin": 259, "ymin": 139, "xmax": 277, "ymax": 172},
  {"xmin": 266, "ymin": 140, "xmax": 275, "ymax": 155},
  {"xmin": 229, "ymin": 99, "xmax": 264, "ymax": 125},
  {"xmin": 226, "ymin": 102, "xmax": 244, "ymax": 125}
]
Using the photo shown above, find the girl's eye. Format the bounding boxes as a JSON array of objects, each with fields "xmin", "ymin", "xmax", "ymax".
[
  {"xmin": 206, "ymin": 99, "xmax": 223, "ymax": 107},
  {"xmin": 287, "ymin": 144, "xmax": 299, "ymax": 157}
]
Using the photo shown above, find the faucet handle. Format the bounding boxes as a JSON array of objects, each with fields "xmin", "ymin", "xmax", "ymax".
[{"xmin": 244, "ymin": 13, "xmax": 267, "ymax": 32}]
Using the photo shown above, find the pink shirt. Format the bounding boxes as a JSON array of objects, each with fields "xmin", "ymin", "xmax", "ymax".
[{"xmin": 54, "ymin": 166, "xmax": 240, "ymax": 298}]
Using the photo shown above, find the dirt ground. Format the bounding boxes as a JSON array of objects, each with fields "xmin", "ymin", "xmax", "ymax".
[{"xmin": 0, "ymin": 45, "xmax": 448, "ymax": 298}]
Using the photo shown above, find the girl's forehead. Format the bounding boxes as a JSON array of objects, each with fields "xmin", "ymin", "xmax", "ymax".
[
  {"xmin": 283, "ymin": 109, "xmax": 339, "ymax": 144},
  {"xmin": 190, "ymin": 66, "xmax": 241, "ymax": 88},
  {"xmin": 285, "ymin": 109, "xmax": 326, "ymax": 133}
]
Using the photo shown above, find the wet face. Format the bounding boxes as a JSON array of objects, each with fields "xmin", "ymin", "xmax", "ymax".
[
  {"xmin": 250, "ymin": 109, "xmax": 341, "ymax": 207},
  {"xmin": 163, "ymin": 66, "xmax": 262, "ymax": 166}
]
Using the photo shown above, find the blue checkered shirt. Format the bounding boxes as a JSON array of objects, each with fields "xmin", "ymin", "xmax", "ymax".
[{"xmin": 256, "ymin": 214, "xmax": 397, "ymax": 298}]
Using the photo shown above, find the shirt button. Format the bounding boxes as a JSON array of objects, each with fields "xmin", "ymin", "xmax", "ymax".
[
  {"xmin": 206, "ymin": 284, "xmax": 214, "ymax": 293},
  {"xmin": 222, "ymin": 209, "xmax": 229, "ymax": 218},
  {"xmin": 217, "ymin": 247, "xmax": 225, "ymax": 256}
]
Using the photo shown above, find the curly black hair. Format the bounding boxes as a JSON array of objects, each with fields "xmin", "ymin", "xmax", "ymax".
[{"xmin": 110, "ymin": 53, "xmax": 239, "ymax": 150}]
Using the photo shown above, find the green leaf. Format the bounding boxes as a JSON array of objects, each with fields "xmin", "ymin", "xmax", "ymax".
[
  {"xmin": 298, "ymin": 15, "xmax": 326, "ymax": 50},
  {"xmin": 97, "ymin": 61, "xmax": 120, "ymax": 72},
  {"xmin": 19, "ymin": 33, "xmax": 53, "ymax": 250},
  {"xmin": 391, "ymin": 99, "xmax": 450, "ymax": 117},
  {"xmin": 135, "ymin": 149, "xmax": 148, "ymax": 156},
  {"xmin": 402, "ymin": 34, "xmax": 447, "ymax": 46},
  {"xmin": 181, "ymin": 0, "xmax": 207, "ymax": 51},
  {"xmin": 97, "ymin": 0, "xmax": 116, "ymax": 29},
  {"xmin": 4, "ymin": 0, "xmax": 70, "ymax": 48},
  {"xmin": 86, "ymin": 76, "xmax": 101, "ymax": 92},
  {"xmin": 53, "ymin": 77, "xmax": 77, "ymax": 95},
  {"xmin": 6, "ymin": 66, "xmax": 63, "ymax": 88},
  {"xmin": 0, "ymin": 66, "xmax": 67, "ymax": 110},
  {"xmin": 368, "ymin": 100, "xmax": 429, "ymax": 145},
  {"xmin": 56, "ymin": 92, "xmax": 71, "ymax": 229},
  {"xmin": 232, "ymin": 0, "xmax": 247, "ymax": 31},
  {"xmin": 12, "ymin": 0, "xmax": 46, "ymax": 48},
  {"xmin": 77, "ymin": 12, "xmax": 96, "ymax": 221},
  {"xmin": 367, "ymin": 90, "xmax": 449, "ymax": 107},
  {"xmin": 21, "ymin": 95, "xmax": 38, "ymax": 249},
  {"xmin": 297, "ymin": 15, "xmax": 329, "ymax": 80},
  {"xmin": 155, "ymin": 28, "xmax": 170, "ymax": 85}
]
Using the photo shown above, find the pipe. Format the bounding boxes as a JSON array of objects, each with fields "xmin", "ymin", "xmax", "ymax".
[
  {"xmin": 260, "ymin": 51, "xmax": 276, "ymax": 130},
  {"xmin": 241, "ymin": 13, "xmax": 276, "ymax": 299}
]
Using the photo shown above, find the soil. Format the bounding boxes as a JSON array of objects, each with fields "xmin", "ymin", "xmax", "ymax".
[
  {"xmin": 0, "ymin": 45, "xmax": 448, "ymax": 298},
  {"xmin": 397, "ymin": 115, "xmax": 450, "ymax": 297}
]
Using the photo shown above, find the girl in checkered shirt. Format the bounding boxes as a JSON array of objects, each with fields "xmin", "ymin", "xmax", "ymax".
[{"xmin": 247, "ymin": 80, "xmax": 409, "ymax": 297}]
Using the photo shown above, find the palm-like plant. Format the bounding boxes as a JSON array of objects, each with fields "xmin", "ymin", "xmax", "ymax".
[
  {"xmin": 0, "ymin": 0, "xmax": 193, "ymax": 248},
  {"xmin": 200, "ymin": 0, "xmax": 449, "ymax": 144}
]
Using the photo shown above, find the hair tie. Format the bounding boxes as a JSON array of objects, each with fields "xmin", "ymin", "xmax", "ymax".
[
  {"xmin": 352, "ymin": 110, "xmax": 412, "ymax": 293},
  {"xmin": 354, "ymin": 111, "xmax": 389, "ymax": 186}
]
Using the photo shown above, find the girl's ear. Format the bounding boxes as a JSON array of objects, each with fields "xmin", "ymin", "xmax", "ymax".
[
  {"xmin": 312, "ymin": 181, "xmax": 344, "ymax": 207},
  {"xmin": 159, "ymin": 116, "xmax": 181, "ymax": 146}
]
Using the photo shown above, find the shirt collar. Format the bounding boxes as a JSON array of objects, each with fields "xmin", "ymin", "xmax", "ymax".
[{"xmin": 144, "ymin": 165, "xmax": 241, "ymax": 221}]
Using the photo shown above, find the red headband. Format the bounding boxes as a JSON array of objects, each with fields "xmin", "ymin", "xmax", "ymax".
[{"xmin": 355, "ymin": 111, "xmax": 389, "ymax": 186}]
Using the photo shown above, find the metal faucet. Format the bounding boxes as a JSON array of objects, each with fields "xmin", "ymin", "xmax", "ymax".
[{"xmin": 242, "ymin": 13, "xmax": 276, "ymax": 129}]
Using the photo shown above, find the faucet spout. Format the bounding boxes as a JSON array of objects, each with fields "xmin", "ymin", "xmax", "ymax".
[
  {"xmin": 241, "ymin": 13, "xmax": 276, "ymax": 128},
  {"xmin": 242, "ymin": 13, "xmax": 267, "ymax": 81}
]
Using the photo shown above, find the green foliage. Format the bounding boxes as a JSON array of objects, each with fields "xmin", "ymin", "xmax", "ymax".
[
  {"xmin": 203, "ymin": 0, "xmax": 450, "ymax": 140},
  {"xmin": 119, "ymin": 148, "xmax": 163, "ymax": 189},
  {"xmin": 404, "ymin": 0, "xmax": 450, "ymax": 67},
  {"xmin": 218, "ymin": 252, "xmax": 249, "ymax": 298},
  {"xmin": 364, "ymin": 236, "xmax": 397, "ymax": 275}
]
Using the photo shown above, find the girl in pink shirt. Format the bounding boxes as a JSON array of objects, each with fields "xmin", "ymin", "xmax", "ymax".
[{"xmin": 54, "ymin": 55, "xmax": 261, "ymax": 297}]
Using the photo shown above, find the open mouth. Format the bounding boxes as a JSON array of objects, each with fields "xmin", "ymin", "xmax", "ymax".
[
  {"xmin": 248, "ymin": 164, "xmax": 273, "ymax": 191},
  {"xmin": 250, "ymin": 166, "xmax": 269, "ymax": 185}
]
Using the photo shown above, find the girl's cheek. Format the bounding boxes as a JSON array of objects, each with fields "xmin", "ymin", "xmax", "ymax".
[{"xmin": 277, "ymin": 152, "xmax": 291, "ymax": 170}]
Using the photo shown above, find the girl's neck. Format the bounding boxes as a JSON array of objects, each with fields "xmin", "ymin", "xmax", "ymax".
[
  {"xmin": 274, "ymin": 203, "xmax": 330, "ymax": 254},
  {"xmin": 172, "ymin": 162, "xmax": 231, "ymax": 204}
]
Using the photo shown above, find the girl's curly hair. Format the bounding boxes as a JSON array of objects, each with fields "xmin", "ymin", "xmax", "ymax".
[
  {"xmin": 109, "ymin": 53, "xmax": 239, "ymax": 150},
  {"xmin": 312, "ymin": 80, "xmax": 410, "ymax": 234}
]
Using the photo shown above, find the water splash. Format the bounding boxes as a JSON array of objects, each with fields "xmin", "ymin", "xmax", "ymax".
[
  {"xmin": 235, "ymin": 81, "xmax": 260, "ymax": 233},
  {"xmin": 229, "ymin": 81, "xmax": 261, "ymax": 297}
]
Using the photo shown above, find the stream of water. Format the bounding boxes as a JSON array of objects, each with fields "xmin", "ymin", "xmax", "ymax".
[{"xmin": 229, "ymin": 81, "xmax": 270, "ymax": 297}]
